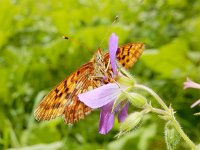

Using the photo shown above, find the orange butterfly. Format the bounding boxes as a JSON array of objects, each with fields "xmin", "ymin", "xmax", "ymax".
[{"xmin": 34, "ymin": 43, "xmax": 144, "ymax": 124}]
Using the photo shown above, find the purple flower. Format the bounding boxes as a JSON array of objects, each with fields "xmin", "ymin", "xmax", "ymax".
[
  {"xmin": 183, "ymin": 77, "xmax": 200, "ymax": 90},
  {"xmin": 184, "ymin": 77, "xmax": 200, "ymax": 108},
  {"xmin": 109, "ymin": 33, "xmax": 118, "ymax": 75},
  {"xmin": 78, "ymin": 33, "xmax": 130, "ymax": 134}
]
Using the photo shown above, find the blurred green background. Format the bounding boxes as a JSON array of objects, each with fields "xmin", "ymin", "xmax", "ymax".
[{"xmin": 0, "ymin": 0, "xmax": 200, "ymax": 149}]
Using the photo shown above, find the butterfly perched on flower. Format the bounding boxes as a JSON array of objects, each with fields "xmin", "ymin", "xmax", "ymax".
[{"xmin": 34, "ymin": 33, "xmax": 144, "ymax": 124}]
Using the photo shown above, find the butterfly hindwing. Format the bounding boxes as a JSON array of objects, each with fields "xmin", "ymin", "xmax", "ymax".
[{"xmin": 63, "ymin": 77, "xmax": 102, "ymax": 124}]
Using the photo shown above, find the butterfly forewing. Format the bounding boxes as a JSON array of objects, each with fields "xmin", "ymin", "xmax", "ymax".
[
  {"xmin": 34, "ymin": 62, "xmax": 94, "ymax": 121},
  {"xmin": 103, "ymin": 43, "xmax": 144, "ymax": 69},
  {"xmin": 116, "ymin": 43, "xmax": 144, "ymax": 69}
]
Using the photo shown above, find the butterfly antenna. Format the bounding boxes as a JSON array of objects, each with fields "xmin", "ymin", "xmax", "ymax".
[
  {"xmin": 63, "ymin": 15, "xmax": 119, "ymax": 53},
  {"xmin": 62, "ymin": 35, "xmax": 93, "ymax": 54},
  {"xmin": 98, "ymin": 15, "xmax": 119, "ymax": 48}
]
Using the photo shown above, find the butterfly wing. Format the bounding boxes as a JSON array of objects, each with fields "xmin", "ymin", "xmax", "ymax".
[
  {"xmin": 63, "ymin": 77, "xmax": 102, "ymax": 124},
  {"xmin": 117, "ymin": 43, "xmax": 144, "ymax": 69},
  {"xmin": 34, "ymin": 62, "xmax": 94, "ymax": 121},
  {"xmin": 104, "ymin": 43, "xmax": 144, "ymax": 69}
]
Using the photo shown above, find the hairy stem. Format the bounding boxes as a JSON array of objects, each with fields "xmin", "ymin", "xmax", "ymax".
[
  {"xmin": 135, "ymin": 84, "xmax": 196, "ymax": 150},
  {"xmin": 150, "ymin": 107, "xmax": 169, "ymax": 116}
]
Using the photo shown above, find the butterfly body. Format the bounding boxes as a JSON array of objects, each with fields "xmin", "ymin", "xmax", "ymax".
[{"xmin": 34, "ymin": 43, "xmax": 144, "ymax": 124}]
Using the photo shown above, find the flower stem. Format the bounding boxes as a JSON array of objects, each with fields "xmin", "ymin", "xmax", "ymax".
[
  {"xmin": 135, "ymin": 84, "xmax": 169, "ymax": 111},
  {"xmin": 171, "ymin": 117, "xmax": 196, "ymax": 150},
  {"xmin": 150, "ymin": 107, "xmax": 169, "ymax": 116},
  {"xmin": 135, "ymin": 84, "xmax": 196, "ymax": 150}
]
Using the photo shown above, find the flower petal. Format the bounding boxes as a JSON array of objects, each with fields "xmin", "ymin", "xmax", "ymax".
[
  {"xmin": 191, "ymin": 99, "xmax": 200, "ymax": 108},
  {"xmin": 99, "ymin": 102, "xmax": 115, "ymax": 134},
  {"xmin": 184, "ymin": 77, "xmax": 200, "ymax": 89},
  {"xmin": 78, "ymin": 83, "xmax": 121, "ymax": 109},
  {"xmin": 118, "ymin": 102, "xmax": 129, "ymax": 122},
  {"xmin": 109, "ymin": 33, "xmax": 118, "ymax": 75}
]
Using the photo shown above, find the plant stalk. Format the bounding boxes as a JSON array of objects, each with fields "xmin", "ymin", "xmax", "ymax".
[{"xmin": 135, "ymin": 84, "xmax": 196, "ymax": 150}]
